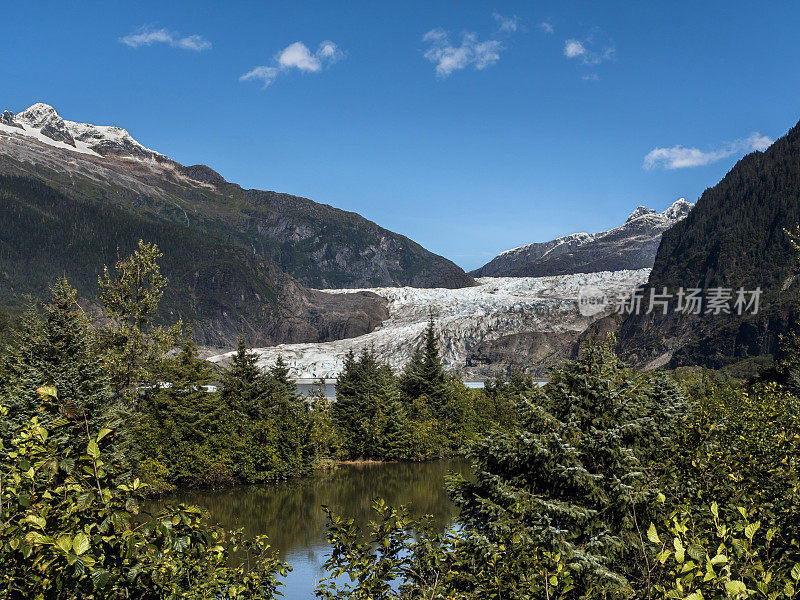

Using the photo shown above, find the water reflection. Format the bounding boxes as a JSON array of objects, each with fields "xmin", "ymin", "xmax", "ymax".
[{"xmin": 150, "ymin": 459, "xmax": 470, "ymax": 599}]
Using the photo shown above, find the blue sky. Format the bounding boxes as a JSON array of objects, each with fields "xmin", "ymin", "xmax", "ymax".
[{"xmin": 2, "ymin": 1, "xmax": 798, "ymax": 270}]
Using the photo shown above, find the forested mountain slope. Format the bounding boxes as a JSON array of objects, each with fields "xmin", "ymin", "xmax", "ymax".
[
  {"xmin": 0, "ymin": 175, "xmax": 388, "ymax": 347},
  {"xmin": 616, "ymin": 120, "xmax": 800, "ymax": 369}
]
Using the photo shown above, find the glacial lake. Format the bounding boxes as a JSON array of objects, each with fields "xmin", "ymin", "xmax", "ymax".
[{"xmin": 151, "ymin": 458, "xmax": 471, "ymax": 599}]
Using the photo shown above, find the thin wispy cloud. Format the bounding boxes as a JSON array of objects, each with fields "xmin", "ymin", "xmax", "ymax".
[
  {"xmin": 493, "ymin": 13, "xmax": 519, "ymax": 33},
  {"xmin": 539, "ymin": 21, "xmax": 554, "ymax": 34},
  {"xmin": 582, "ymin": 73, "xmax": 599, "ymax": 81},
  {"xmin": 422, "ymin": 13, "xmax": 522, "ymax": 78},
  {"xmin": 423, "ymin": 29, "xmax": 503, "ymax": 77},
  {"xmin": 563, "ymin": 38, "xmax": 614, "ymax": 65},
  {"xmin": 644, "ymin": 133, "xmax": 773, "ymax": 169},
  {"xmin": 240, "ymin": 41, "xmax": 343, "ymax": 88},
  {"xmin": 119, "ymin": 26, "xmax": 211, "ymax": 51}
]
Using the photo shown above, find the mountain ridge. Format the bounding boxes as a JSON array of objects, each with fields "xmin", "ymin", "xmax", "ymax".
[
  {"xmin": 0, "ymin": 103, "xmax": 474, "ymax": 290},
  {"xmin": 471, "ymin": 198, "xmax": 693, "ymax": 278}
]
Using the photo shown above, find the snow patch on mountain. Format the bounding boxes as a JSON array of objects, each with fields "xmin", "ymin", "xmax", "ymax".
[
  {"xmin": 472, "ymin": 199, "xmax": 694, "ymax": 278},
  {"xmin": 0, "ymin": 103, "xmax": 166, "ymax": 162},
  {"xmin": 209, "ymin": 269, "xmax": 649, "ymax": 379}
]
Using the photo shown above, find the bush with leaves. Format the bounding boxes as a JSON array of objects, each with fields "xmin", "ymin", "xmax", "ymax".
[
  {"xmin": 0, "ymin": 388, "xmax": 288, "ymax": 599},
  {"xmin": 648, "ymin": 500, "xmax": 800, "ymax": 599}
]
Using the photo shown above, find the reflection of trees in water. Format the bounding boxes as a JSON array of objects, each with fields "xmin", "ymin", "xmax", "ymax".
[{"xmin": 147, "ymin": 459, "xmax": 471, "ymax": 556}]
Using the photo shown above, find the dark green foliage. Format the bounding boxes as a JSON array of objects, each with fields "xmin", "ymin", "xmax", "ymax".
[
  {"xmin": 0, "ymin": 398, "xmax": 287, "ymax": 599},
  {"xmin": 135, "ymin": 336, "xmax": 237, "ymax": 490},
  {"xmin": 399, "ymin": 318, "xmax": 448, "ymax": 407},
  {"xmin": 0, "ymin": 278, "xmax": 113, "ymax": 458},
  {"xmin": 443, "ymin": 341, "xmax": 682, "ymax": 597},
  {"xmin": 333, "ymin": 349, "xmax": 400, "ymax": 458},
  {"xmin": 618, "ymin": 120, "xmax": 800, "ymax": 368},
  {"xmin": 222, "ymin": 336, "xmax": 265, "ymax": 419},
  {"xmin": 136, "ymin": 341, "xmax": 313, "ymax": 490},
  {"xmin": 330, "ymin": 328, "xmax": 502, "ymax": 461}
]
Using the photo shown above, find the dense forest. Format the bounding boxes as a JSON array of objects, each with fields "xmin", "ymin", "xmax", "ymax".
[{"xmin": 1, "ymin": 241, "xmax": 799, "ymax": 598}]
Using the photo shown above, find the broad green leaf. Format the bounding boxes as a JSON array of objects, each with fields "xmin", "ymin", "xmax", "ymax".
[
  {"xmin": 791, "ymin": 563, "xmax": 800, "ymax": 582},
  {"xmin": 744, "ymin": 521, "xmax": 760, "ymax": 540},
  {"xmin": 724, "ymin": 581, "xmax": 746, "ymax": 595},
  {"xmin": 25, "ymin": 515, "xmax": 46, "ymax": 530},
  {"xmin": 72, "ymin": 532, "xmax": 90, "ymax": 556},
  {"xmin": 36, "ymin": 386, "xmax": 57, "ymax": 399},
  {"xmin": 87, "ymin": 441, "xmax": 100, "ymax": 460},
  {"xmin": 710, "ymin": 554, "xmax": 728, "ymax": 565},
  {"xmin": 647, "ymin": 523, "xmax": 661, "ymax": 544},
  {"xmin": 91, "ymin": 569, "xmax": 111, "ymax": 589},
  {"xmin": 674, "ymin": 537, "xmax": 685, "ymax": 563},
  {"xmin": 55, "ymin": 535, "xmax": 73, "ymax": 553}
]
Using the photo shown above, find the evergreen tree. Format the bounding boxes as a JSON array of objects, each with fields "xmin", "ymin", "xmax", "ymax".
[
  {"xmin": 263, "ymin": 355, "xmax": 310, "ymax": 474},
  {"xmin": 333, "ymin": 349, "xmax": 398, "ymax": 458},
  {"xmin": 399, "ymin": 317, "xmax": 448, "ymax": 407},
  {"xmin": 136, "ymin": 335, "xmax": 234, "ymax": 488},
  {"xmin": 447, "ymin": 340, "xmax": 678, "ymax": 597},
  {"xmin": 222, "ymin": 335, "xmax": 267, "ymax": 419},
  {"xmin": 97, "ymin": 240, "xmax": 182, "ymax": 403},
  {"xmin": 0, "ymin": 277, "xmax": 112, "ymax": 454}
]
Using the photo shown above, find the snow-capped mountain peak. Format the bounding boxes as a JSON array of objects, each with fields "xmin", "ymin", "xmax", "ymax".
[
  {"xmin": 0, "ymin": 103, "xmax": 167, "ymax": 162},
  {"xmin": 471, "ymin": 198, "xmax": 694, "ymax": 278},
  {"xmin": 626, "ymin": 205, "xmax": 657, "ymax": 222},
  {"xmin": 663, "ymin": 197, "xmax": 692, "ymax": 220},
  {"xmin": 16, "ymin": 102, "xmax": 61, "ymax": 126}
]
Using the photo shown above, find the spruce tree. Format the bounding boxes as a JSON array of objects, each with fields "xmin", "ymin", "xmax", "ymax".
[
  {"xmin": 136, "ymin": 336, "xmax": 233, "ymax": 486},
  {"xmin": 0, "ymin": 277, "xmax": 112, "ymax": 454},
  {"xmin": 263, "ymin": 355, "xmax": 309, "ymax": 474},
  {"xmin": 333, "ymin": 349, "xmax": 398, "ymax": 458},
  {"xmin": 222, "ymin": 335, "xmax": 267, "ymax": 419},
  {"xmin": 399, "ymin": 317, "xmax": 448, "ymax": 406},
  {"xmin": 447, "ymin": 340, "xmax": 675, "ymax": 596}
]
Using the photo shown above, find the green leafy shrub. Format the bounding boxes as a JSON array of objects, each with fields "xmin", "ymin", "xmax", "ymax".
[{"xmin": 0, "ymin": 390, "xmax": 288, "ymax": 599}]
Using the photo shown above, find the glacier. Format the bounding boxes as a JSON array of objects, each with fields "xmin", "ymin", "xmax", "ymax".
[{"xmin": 209, "ymin": 269, "xmax": 650, "ymax": 379}]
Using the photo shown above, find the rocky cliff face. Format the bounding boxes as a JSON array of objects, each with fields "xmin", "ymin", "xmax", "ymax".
[
  {"xmin": 472, "ymin": 199, "xmax": 693, "ymax": 278},
  {"xmin": 0, "ymin": 103, "xmax": 473, "ymax": 290},
  {"xmin": 209, "ymin": 270, "xmax": 649, "ymax": 379}
]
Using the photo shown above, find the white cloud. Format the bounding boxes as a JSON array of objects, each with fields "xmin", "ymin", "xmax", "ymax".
[
  {"xmin": 277, "ymin": 42, "xmax": 322, "ymax": 72},
  {"xmin": 539, "ymin": 21, "xmax": 554, "ymax": 34},
  {"xmin": 423, "ymin": 29, "xmax": 504, "ymax": 77},
  {"xmin": 643, "ymin": 132, "xmax": 773, "ymax": 169},
  {"xmin": 120, "ymin": 26, "xmax": 211, "ymax": 51},
  {"xmin": 240, "ymin": 41, "xmax": 343, "ymax": 88},
  {"xmin": 564, "ymin": 38, "xmax": 614, "ymax": 65},
  {"xmin": 493, "ymin": 13, "xmax": 519, "ymax": 33},
  {"xmin": 582, "ymin": 73, "xmax": 599, "ymax": 81},
  {"xmin": 239, "ymin": 66, "xmax": 279, "ymax": 86},
  {"xmin": 564, "ymin": 39, "xmax": 585, "ymax": 58},
  {"xmin": 173, "ymin": 34, "xmax": 212, "ymax": 51}
]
